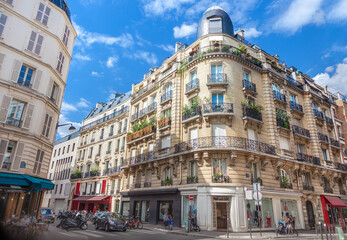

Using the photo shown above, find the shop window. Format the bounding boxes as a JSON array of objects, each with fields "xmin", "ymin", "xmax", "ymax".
[
  {"xmin": 280, "ymin": 200, "xmax": 300, "ymax": 228},
  {"xmin": 246, "ymin": 198, "xmax": 274, "ymax": 228},
  {"xmin": 159, "ymin": 201, "xmax": 173, "ymax": 220},
  {"xmin": 122, "ymin": 201, "xmax": 130, "ymax": 217},
  {"xmin": 183, "ymin": 195, "xmax": 197, "ymax": 222},
  {"xmin": 140, "ymin": 201, "xmax": 150, "ymax": 222}
]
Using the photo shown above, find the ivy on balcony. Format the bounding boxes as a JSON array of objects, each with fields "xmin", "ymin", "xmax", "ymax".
[{"xmin": 127, "ymin": 117, "xmax": 156, "ymax": 142}]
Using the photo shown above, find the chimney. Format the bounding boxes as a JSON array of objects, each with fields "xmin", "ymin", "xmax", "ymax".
[
  {"xmin": 96, "ymin": 102, "xmax": 103, "ymax": 108},
  {"xmin": 175, "ymin": 42, "xmax": 182, "ymax": 53},
  {"xmin": 235, "ymin": 29, "xmax": 245, "ymax": 41}
]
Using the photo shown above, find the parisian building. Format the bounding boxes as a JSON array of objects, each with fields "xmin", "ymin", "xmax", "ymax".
[
  {"xmin": 70, "ymin": 92, "xmax": 131, "ymax": 213},
  {"xmin": 0, "ymin": 0, "xmax": 76, "ymax": 221},
  {"xmin": 118, "ymin": 6, "xmax": 347, "ymax": 231},
  {"xmin": 334, "ymin": 93, "xmax": 347, "ymax": 161},
  {"xmin": 42, "ymin": 131, "xmax": 79, "ymax": 213}
]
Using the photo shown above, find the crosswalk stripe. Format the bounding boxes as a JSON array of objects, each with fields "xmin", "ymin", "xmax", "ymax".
[
  {"xmin": 77, "ymin": 231, "xmax": 103, "ymax": 237},
  {"xmin": 58, "ymin": 231, "xmax": 80, "ymax": 237}
]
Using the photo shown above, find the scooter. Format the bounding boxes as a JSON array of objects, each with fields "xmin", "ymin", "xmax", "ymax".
[{"xmin": 57, "ymin": 212, "xmax": 88, "ymax": 230}]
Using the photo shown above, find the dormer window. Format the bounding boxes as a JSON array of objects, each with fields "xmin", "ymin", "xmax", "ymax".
[{"xmin": 209, "ymin": 17, "xmax": 222, "ymax": 33}]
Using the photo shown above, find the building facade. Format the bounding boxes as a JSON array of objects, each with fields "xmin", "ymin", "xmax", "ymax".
[
  {"xmin": 42, "ymin": 131, "xmax": 79, "ymax": 213},
  {"xmin": 0, "ymin": 0, "xmax": 76, "ymax": 221},
  {"xmin": 334, "ymin": 93, "xmax": 347, "ymax": 164},
  {"xmin": 70, "ymin": 92, "xmax": 131, "ymax": 214},
  {"xmin": 119, "ymin": 6, "xmax": 347, "ymax": 231}
]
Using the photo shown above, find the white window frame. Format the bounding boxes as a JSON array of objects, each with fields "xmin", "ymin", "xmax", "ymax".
[
  {"xmin": 62, "ymin": 25, "xmax": 70, "ymax": 46},
  {"xmin": 35, "ymin": 2, "xmax": 51, "ymax": 26},
  {"xmin": 27, "ymin": 31, "xmax": 44, "ymax": 55},
  {"xmin": 0, "ymin": 13, "xmax": 8, "ymax": 37},
  {"xmin": 56, "ymin": 52, "xmax": 65, "ymax": 73}
]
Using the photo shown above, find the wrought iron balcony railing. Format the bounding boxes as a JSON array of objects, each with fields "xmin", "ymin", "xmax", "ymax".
[
  {"xmin": 330, "ymin": 138, "xmax": 340, "ymax": 148},
  {"xmin": 303, "ymin": 183, "xmax": 314, "ymax": 191},
  {"xmin": 313, "ymin": 109, "xmax": 324, "ymax": 119},
  {"xmin": 203, "ymin": 103, "xmax": 233, "ymax": 114},
  {"xmin": 318, "ymin": 133, "xmax": 329, "ymax": 143},
  {"xmin": 147, "ymin": 102, "xmax": 157, "ymax": 113},
  {"xmin": 182, "ymin": 106, "xmax": 202, "ymax": 121},
  {"xmin": 276, "ymin": 118, "xmax": 290, "ymax": 130},
  {"xmin": 144, "ymin": 182, "xmax": 151, "ymax": 188},
  {"xmin": 131, "ymin": 112, "xmax": 139, "ymax": 122},
  {"xmin": 290, "ymin": 101, "xmax": 303, "ymax": 113},
  {"xmin": 186, "ymin": 79, "xmax": 199, "ymax": 93},
  {"xmin": 325, "ymin": 116, "xmax": 333, "ymax": 126},
  {"xmin": 293, "ymin": 125, "xmax": 310, "ymax": 138},
  {"xmin": 187, "ymin": 176, "xmax": 198, "ymax": 184},
  {"xmin": 243, "ymin": 79, "xmax": 256, "ymax": 93},
  {"xmin": 243, "ymin": 107, "xmax": 262, "ymax": 122},
  {"xmin": 212, "ymin": 175, "xmax": 229, "ymax": 183},
  {"xmin": 207, "ymin": 73, "xmax": 228, "ymax": 85},
  {"xmin": 280, "ymin": 181, "xmax": 293, "ymax": 189},
  {"xmin": 297, "ymin": 153, "xmax": 321, "ymax": 166},
  {"xmin": 286, "ymin": 76, "xmax": 304, "ymax": 90},
  {"xmin": 273, "ymin": 90, "xmax": 286, "ymax": 103},
  {"xmin": 161, "ymin": 90, "xmax": 172, "ymax": 103},
  {"xmin": 324, "ymin": 186, "xmax": 333, "ymax": 194}
]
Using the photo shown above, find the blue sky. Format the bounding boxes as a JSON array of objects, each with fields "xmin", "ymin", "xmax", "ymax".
[{"xmin": 58, "ymin": 0, "xmax": 347, "ymax": 137}]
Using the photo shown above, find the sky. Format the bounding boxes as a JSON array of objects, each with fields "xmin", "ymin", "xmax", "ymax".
[{"xmin": 58, "ymin": 0, "xmax": 347, "ymax": 138}]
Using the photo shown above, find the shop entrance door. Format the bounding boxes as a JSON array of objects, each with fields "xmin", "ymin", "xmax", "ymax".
[
  {"xmin": 306, "ymin": 201, "xmax": 315, "ymax": 229},
  {"xmin": 216, "ymin": 202, "xmax": 227, "ymax": 230}
]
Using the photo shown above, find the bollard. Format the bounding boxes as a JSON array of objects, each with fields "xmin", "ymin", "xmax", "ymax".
[
  {"xmin": 320, "ymin": 222, "xmax": 324, "ymax": 240},
  {"xmin": 248, "ymin": 218, "xmax": 252, "ymax": 239},
  {"xmin": 325, "ymin": 224, "xmax": 329, "ymax": 240}
]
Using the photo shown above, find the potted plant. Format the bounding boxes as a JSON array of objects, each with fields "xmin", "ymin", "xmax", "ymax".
[
  {"xmin": 222, "ymin": 45, "xmax": 230, "ymax": 52},
  {"xmin": 164, "ymin": 177, "xmax": 171, "ymax": 186},
  {"xmin": 281, "ymin": 175, "xmax": 290, "ymax": 188},
  {"xmin": 276, "ymin": 109, "xmax": 291, "ymax": 128},
  {"xmin": 189, "ymin": 50, "xmax": 196, "ymax": 56},
  {"xmin": 91, "ymin": 166, "xmax": 99, "ymax": 175}
]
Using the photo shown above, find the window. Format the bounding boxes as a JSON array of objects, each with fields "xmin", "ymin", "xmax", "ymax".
[
  {"xmin": 42, "ymin": 113, "xmax": 52, "ymax": 137},
  {"xmin": 338, "ymin": 126, "xmax": 343, "ymax": 138},
  {"xmin": 272, "ymin": 84, "xmax": 282, "ymax": 93},
  {"xmin": 251, "ymin": 162, "xmax": 258, "ymax": 179},
  {"xmin": 67, "ymin": 145, "xmax": 70, "ymax": 153},
  {"xmin": 161, "ymin": 136, "xmax": 171, "ymax": 149},
  {"xmin": 209, "ymin": 18, "xmax": 222, "ymax": 33},
  {"xmin": 163, "ymin": 108, "xmax": 171, "ymax": 118},
  {"xmin": 243, "ymin": 72, "xmax": 251, "ymax": 82},
  {"xmin": 33, "ymin": 149, "xmax": 44, "ymax": 175},
  {"xmin": 51, "ymin": 160, "xmax": 54, "ymax": 169},
  {"xmin": 290, "ymin": 94, "xmax": 298, "ymax": 103},
  {"xmin": 62, "ymin": 25, "xmax": 70, "ymax": 46},
  {"xmin": 301, "ymin": 172, "xmax": 311, "ymax": 186},
  {"xmin": 58, "ymin": 148, "xmax": 61, "ymax": 156},
  {"xmin": 6, "ymin": 99, "xmax": 25, "ymax": 127},
  {"xmin": 0, "ymin": 13, "xmax": 8, "ymax": 36},
  {"xmin": 88, "ymin": 147, "xmax": 93, "ymax": 158},
  {"xmin": 56, "ymin": 52, "xmax": 65, "ymax": 73},
  {"xmin": 110, "ymin": 125, "xmax": 114, "ymax": 135},
  {"xmin": 212, "ymin": 93, "xmax": 224, "ymax": 106},
  {"xmin": 4, "ymin": 0, "xmax": 13, "ymax": 4},
  {"xmin": 35, "ymin": 2, "xmax": 51, "ymax": 25},
  {"xmin": 213, "ymin": 159, "xmax": 226, "ymax": 175},
  {"xmin": 342, "ymin": 144, "xmax": 347, "ymax": 158},
  {"xmin": 212, "ymin": 124, "xmax": 226, "ymax": 147},
  {"xmin": 121, "ymin": 136, "xmax": 125, "ymax": 150},
  {"xmin": 72, "ymin": 143, "xmax": 75, "ymax": 152},
  {"xmin": 50, "ymin": 82, "xmax": 60, "ymax": 103},
  {"xmin": 189, "ymin": 71, "xmax": 198, "ymax": 89},
  {"xmin": 322, "ymin": 149, "xmax": 330, "ymax": 161},
  {"xmin": 107, "ymin": 142, "xmax": 112, "ymax": 152},
  {"xmin": 53, "ymin": 149, "xmax": 56, "ymax": 157},
  {"xmin": 210, "ymin": 64, "xmax": 223, "ymax": 82},
  {"xmin": 100, "ymin": 129, "xmax": 104, "ymax": 139},
  {"xmin": 163, "ymin": 167, "xmax": 172, "ymax": 180},
  {"xmin": 116, "ymin": 139, "xmax": 120, "ymax": 152},
  {"xmin": 62, "ymin": 147, "xmax": 65, "ymax": 155},
  {"xmin": 297, "ymin": 144, "xmax": 305, "ymax": 154},
  {"xmin": 189, "ymin": 161, "xmax": 196, "ymax": 177},
  {"xmin": 1, "ymin": 141, "xmax": 15, "ymax": 169},
  {"xmin": 27, "ymin": 31, "xmax": 44, "ymax": 55},
  {"xmin": 59, "ymin": 184, "xmax": 63, "ymax": 194},
  {"xmin": 279, "ymin": 136, "xmax": 289, "ymax": 150}
]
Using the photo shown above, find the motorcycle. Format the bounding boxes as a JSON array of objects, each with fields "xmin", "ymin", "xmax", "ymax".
[{"xmin": 57, "ymin": 211, "xmax": 88, "ymax": 230}]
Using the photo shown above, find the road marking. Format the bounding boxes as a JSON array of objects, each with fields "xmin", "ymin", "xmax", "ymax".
[{"xmin": 77, "ymin": 231, "xmax": 103, "ymax": 237}]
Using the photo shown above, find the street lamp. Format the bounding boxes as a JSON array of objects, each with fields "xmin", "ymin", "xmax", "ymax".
[{"xmin": 56, "ymin": 123, "xmax": 76, "ymax": 132}]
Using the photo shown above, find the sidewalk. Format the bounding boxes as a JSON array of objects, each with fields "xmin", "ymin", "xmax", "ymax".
[{"xmin": 142, "ymin": 224, "xmax": 346, "ymax": 239}]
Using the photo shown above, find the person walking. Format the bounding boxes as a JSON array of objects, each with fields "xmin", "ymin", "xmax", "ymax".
[{"xmin": 163, "ymin": 212, "xmax": 169, "ymax": 229}]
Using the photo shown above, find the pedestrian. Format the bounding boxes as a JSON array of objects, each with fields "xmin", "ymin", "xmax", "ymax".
[
  {"xmin": 169, "ymin": 214, "xmax": 173, "ymax": 230},
  {"xmin": 289, "ymin": 215, "xmax": 295, "ymax": 234},
  {"xmin": 163, "ymin": 212, "xmax": 169, "ymax": 229}
]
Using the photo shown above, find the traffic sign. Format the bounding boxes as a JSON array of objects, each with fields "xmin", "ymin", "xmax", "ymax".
[
  {"xmin": 253, "ymin": 192, "xmax": 262, "ymax": 201},
  {"xmin": 245, "ymin": 190, "xmax": 253, "ymax": 200},
  {"xmin": 189, "ymin": 195, "xmax": 194, "ymax": 201}
]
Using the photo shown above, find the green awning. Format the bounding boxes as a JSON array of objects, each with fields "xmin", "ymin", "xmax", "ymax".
[{"xmin": 0, "ymin": 172, "xmax": 54, "ymax": 190}]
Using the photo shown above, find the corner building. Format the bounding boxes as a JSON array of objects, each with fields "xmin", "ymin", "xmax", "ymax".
[
  {"xmin": 0, "ymin": 0, "xmax": 76, "ymax": 221},
  {"xmin": 121, "ymin": 6, "xmax": 347, "ymax": 231}
]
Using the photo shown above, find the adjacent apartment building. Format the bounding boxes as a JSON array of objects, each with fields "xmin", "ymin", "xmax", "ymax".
[
  {"xmin": 42, "ymin": 131, "xmax": 79, "ymax": 213},
  {"xmin": 70, "ymin": 92, "xmax": 131, "ymax": 213},
  {"xmin": 0, "ymin": 0, "xmax": 76, "ymax": 221},
  {"xmin": 334, "ymin": 93, "xmax": 347, "ymax": 163},
  {"xmin": 119, "ymin": 6, "xmax": 347, "ymax": 231}
]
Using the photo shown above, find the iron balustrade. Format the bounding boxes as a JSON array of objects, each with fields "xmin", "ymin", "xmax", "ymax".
[
  {"xmin": 139, "ymin": 107, "xmax": 148, "ymax": 117},
  {"xmin": 324, "ymin": 185, "xmax": 333, "ymax": 194},
  {"xmin": 290, "ymin": 101, "xmax": 303, "ymax": 113},
  {"xmin": 297, "ymin": 153, "xmax": 321, "ymax": 166},
  {"xmin": 203, "ymin": 103, "xmax": 233, "ymax": 114},
  {"xmin": 182, "ymin": 106, "xmax": 202, "ymax": 121},
  {"xmin": 207, "ymin": 73, "xmax": 228, "ymax": 84},
  {"xmin": 325, "ymin": 116, "xmax": 333, "ymax": 125},
  {"xmin": 187, "ymin": 176, "xmax": 198, "ymax": 184},
  {"xmin": 147, "ymin": 102, "xmax": 157, "ymax": 112},
  {"xmin": 186, "ymin": 79, "xmax": 199, "ymax": 93},
  {"xmin": 330, "ymin": 138, "xmax": 340, "ymax": 148},
  {"xmin": 340, "ymin": 189, "xmax": 346, "ymax": 195},
  {"xmin": 276, "ymin": 118, "xmax": 290, "ymax": 130},
  {"xmin": 293, "ymin": 125, "xmax": 310, "ymax": 138},
  {"xmin": 134, "ymin": 183, "xmax": 141, "ymax": 188},
  {"xmin": 243, "ymin": 107, "xmax": 262, "ymax": 121},
  {"xmin": 273, "ymin": 90, "xmax": 286, "ymax": 103},
  {"xmin": 318, "ymin": 133, "xmax": 329, "ymax": 143},
  {"xmin": 286, "ymin": 76, "xmax": 304, "ymax": 90},
  {"xmin": 280, "ymin": 181, "xmax": 293, "ymax": 189},
  {"xmin": 84, "ymin": 172, "xmax": 90, "ymax": 178},
  {"xmin": 161, "ymin": 90, "xmax": 172, "ymax": 103},
  {"xmin": 161, "ymin": 178, "xmax": 173, "ymax": 186},
  {"xmin": 70, "ymin": 172, "xmax": 82, "ymax": 179},
  {"xmin": 90, "ymin": 171, "xmax": 100, "ymax": 177},
  {"xmin": 132, "ymin": 82, "xmax": 157, "ymax": 102},
  {"xmin": 212, "ymin": 175, "xmax": 229, "ymax": 183},
  {"xmin": 302, "ymin": 183, "xmax": 314, "ymax": 191},
  {"xmin": 127, "ymin": 152, "xmax": 153, "ymax": 166},
  {"xmin": 144, "ymin": 182, "xmax": 151, "ymax": 188},
  {"xmin": 335, "ymin": 162, "xmax": 347, "ymax": 172},
  {"xmin": 131, "ymin": 112, "xmax": 139, "ymax": 122},
  {"xmin": 6, "ymin": 118, "xmax": 22, "ymax": 127},
  {"xmin": 80, "ymin": 106, "xmax": 129, "ymax": 131},
  {"xmin": 109, "ymin": 131, "xmax": 113, "ymax": 137},
  {"xmin": 243, "ymin": 79, "xmax": 256, "ymax": 93},
  {"xmin": 313, "ymin": 109, "xmax": 324, "ymax": 119}
]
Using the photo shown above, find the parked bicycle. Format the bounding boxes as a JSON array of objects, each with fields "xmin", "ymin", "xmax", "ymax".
[{"xmin": 126, "ymin": 216, "xmax": 143, "ymax": 229}]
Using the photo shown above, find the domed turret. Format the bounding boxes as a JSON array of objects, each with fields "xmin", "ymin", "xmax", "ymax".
[{"xmin": 196, "ymin": 6, "xmax": 234, "ymax": 39}]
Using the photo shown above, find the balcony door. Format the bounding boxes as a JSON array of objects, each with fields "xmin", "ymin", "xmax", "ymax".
[
  {"xmin": 248, "ymin": 129, "xmax": 256, "ymax": 150},
  {"xmin": 131, "ymin": 149, "xmax": 136, "ymax": 164},
  {"xmin": 212, "ymin": 124, "xmax": 226, "ymax": 147},
  {"xmin": 211, "ymin": 64, "xmax": 222, "ymax": 82},
  {"xmin": 143, "ymin": 99, "xmax": 147, "ymax": 111},
  {"xmin": 190, "ymin": 128, "xmax": 198, "ymax": 149},
  {"xmin": 212, "ymin": 93, "xmax": 224, "ymax": 111}
]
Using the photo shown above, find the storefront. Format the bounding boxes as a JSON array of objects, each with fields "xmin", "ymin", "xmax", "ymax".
[
  {"xmin": 71, "ymin": 195, "xmax": 111, "ymax": 213},
  {"xmin": 121, "ymin": 188, "xmax": 181, "ymax": 227},
  {"xmin": 321, "ymin": 195, "xmax": 346, "ymax": 229}
]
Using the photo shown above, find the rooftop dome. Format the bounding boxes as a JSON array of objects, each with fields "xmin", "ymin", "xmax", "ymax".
[{"xmin": 196, "ymin": 6, "xmax": 234, "ymax": 39}]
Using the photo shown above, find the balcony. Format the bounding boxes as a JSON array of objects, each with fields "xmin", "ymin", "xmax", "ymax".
[
  {"xmin": 131, "ymin": 112, "xmax": 138, "ymax": 122},
  {"xmin": 147, "ymin": 102, "xmax": 157, "ymax": 113},
  {"xmin": 303, "ymin": 183, "xmax": 314, "ymax": 191},
  {"xmin": 243, "ymin": 106, "xmax": 262, "ymax": 122},
  {"xmin": 325, "ymin": 116, "xmax": 334, "ymax": 126},
  {"xmin": 340, "ymin": 189, "xmax": 346, "ymax": 195},
  {"xmin": 144, "ymin": 182, "xmax": 151, "ymax": 188},
  {"xmin": 90, "ymin": 170, "xmax": 100, "ymax": 177},
  {"xmin": 80, "ymin": 106, "xmax": 129, "ymax": 131},
  {"xmin": 318, "ymin": 133, "xmax": 329, "ymax": 144},
  {"xmin": 207, "ymin": 73, "xmax": 228, "ymax": 87},
  {"xmin": 297, "ymin": 153, "xmax": 321, "ymax": 166},
  {"xmin": 5, "ymin": 118, "xmax": 22, "ymax": 128},
  {"xmin": 314, "ymin": 109, "xmax": 324, "ymax": 120},
  {"xmin": 330, "ymin": 138, "xmax": 340, "ymax": 148},
  {"xmin": 139, "ymin": 107, "xmax": 148, "ymax": 118},
  {"xmin": 324, "ymin": 186, "xmax": 333, "ymax": 194},
  {"xmin": 126, "ymin": 125, "xmax": 156, "ymax": 144},
  {"xmin": 286, "ymin": 76, "xmax": 304, "ymax": 90},
  {"xmin": 290, "ymin": 101, "xmax": 304, "ymax": 114},
  {"xmin": 187, "ymin": 176, "xmax": 198, "ymax": 184},
  {"xmin": 335, "ymin": 162, "xmax": 347, "ymax": 172},
  {"xmin": 280, "ymin": 181, "xmax": 293, "ymax": 189},
  {"xmin": 212, "ymin": 174, "xmax": 229, "ymax": 183},
  {"xmin": 134, "ymin": 183, "xmax": 141, "ymax": 189},
  {"xmin": 158, "ymin": 117, "xmax": 171, "ymax": 129},
  {"xmin": 161, "ymin": 90, "xmax": 172, "ymax": 104},
  {"xmin": 273, "ymin": 90, "xmax": 286, "ymax": 103},
  {"xmin": 128, "ymin": 152, "xmax": 153, "ymax": 165},
  {"xmin": 132, "ymin": 82, "xmax": 158, "ymax": 102},
  {"xmin": 202, "ymin": 103, "xmax": 233, "ymax": 116},
  {"xmin": 276, "ymin": 118, "xmax": 290, "ymax": 130},
  {"xmin": 70, "ymin": 172, "xmax": 82, "ymax": 179},
  {"xmin": 84, "ymin": 172, "xmax": 90, "ymax": 178},
  {"xmin": 109, "ymin": 131, "xmax": 113, "ymax": 137},
  {"xmin": 161, "ymin": 178, "xmax": 173, "ymax": 186},
  {"xmin": 242, "ymin": 79, "xmax": 256, "ymax": 95},
  {"xmin": 186, "ymin": 79, "xmax": 199, "ymax": 94},
  {"xmin": 251, "ymin": 177, "xmax": 263, "ymax": 185},
  {"xmin": 182, "ymin": 106, "xmax": 202, "ymax": 123},
  {"xmin": 293, "ymin": 125, "xmax": 310, "ymax": 139}
]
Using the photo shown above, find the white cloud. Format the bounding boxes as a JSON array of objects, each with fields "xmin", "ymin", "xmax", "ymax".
[
  {"xmin": 73, "ymin": 21, "xmax": 134, "ymax": 48},
  {"xmin": 313, "ymin": 57, "xmax": 347, "ymax": 94},
  {"xmin": 73, "ymin": 52, "xmax": 91, "ymax": 61},
  {"xmin": 106, "ymin": 56, "xmax": 118, "ymax": 68},
  {"xmin": 142, "ymin": 0, "xmax": 193, "ymax": 16},
  {"xmin": 325, "ymin": 66, "xmax": 334, "ymax": 73},
  {"xmin": 327, "ymin": 0, "xmax": 347, "ymax": 21},
  {"xmin": 76, "ymin": 98, "xmax": 90, "ymax": 108},
  {"xmin": 156, "ymin": 44, "xmax": 175, "ymax": 53},
  {"xmin": 272, "ymin": 0, "xmax": 324, "ymax": 34},
  {"xmin": 61, "ymin": 102, "xmax": 78, "ymax": 112},
  {"xmin": 173, "ymin": 23, "xmax": 198, "ymax": 38},
  {"xmin": 129, "ymin": 51, "xmax": 158, "ymax": 65},
  {"xmin": 244, "ymin": 27, "xmax": 262, "ymax": 38},
  {"xmin": 91, "ymin": 71, "xmax": 100, "ymax": 77},
  {"xmin": 57, "ymin": 114, "xmax": 81, "ymax": 138}
]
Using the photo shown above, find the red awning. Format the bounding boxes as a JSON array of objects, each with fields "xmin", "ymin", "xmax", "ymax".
[
  {"xmin": 324, "ymin": 196, "xmax": 347, "ymax": 207},
  {"xmin": 73, "ymin": 195, "xmax": 110, "ymax": 202}
]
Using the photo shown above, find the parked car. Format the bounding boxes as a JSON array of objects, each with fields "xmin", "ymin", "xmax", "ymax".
[
  {"xmin": 39, "ymin": 208, "xmax": 55, "ymax": 223},
  {"xmin": 92, "ymin": 212, "xmax": 105, "ymax": 224},
  {"xmin": 95, "ymin": 213, "xmax": 126, "ymax": 231}
]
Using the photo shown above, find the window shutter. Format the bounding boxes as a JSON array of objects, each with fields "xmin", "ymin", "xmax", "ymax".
[
  {"xmin": 10, "ymin": 59, "xmax": 22, "ymax": 82},
  {"xmin": 34, "ymin": 34, "xmax": 43, "ymax": 55},
  {"xmin": 27, "ymin": 31, "xmax": 37, "ymax": 52},
  {"xmin": 33, "ymin": 149, "xmax": 40, "ymax": 174},
  {"xmin": 42, "ymin": 6, "xmax": 51, "ymax": 25},
  {"xmin": 42, "ymin": 114, "xmax": 48, "ymax": 135},
  {"xmin": 0, "ymin": 95, "xmax": 11, "ymax": 123},
  {"xmin": 22, "ymin": 104, "xmax": 34, "ymax": 129},
  {"xmin": 47, "ymin": 78, "xmax": 53, "ymax": 97},
  {"xmin": 0, "ymin": 140, "xmax": 9, "ymax": 168},
  {"xmin": 11, "ymin": 142, "xmax": 24, "ymax": 171},
  {"xmin": 36, "ymin": 3, "xmax": 44, "ymax": 21},
  {"xmin": 45, "ymin": 115, "xmax": 52, "ymax": 137},
  {"xmin": 0, "ymin": 14, "xmax": 8, "ymax": 36},
  {"xmin": 101, "ymin": 180, "xmax": 106, "ymax": 194},
  {"xmin": 37, "ymin": 150, "xmax": 44, "ymax": 174},
  {"xmin": 55, "ymin": 87, "xmax": 61, "ymax": 105},
  {"xmin": 0, "ymin": 53, "xmax": 5, "ymax": 71},
  {"xmin": 32, "ymin": 69, "xmax": 42, "ymax": 90}
]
